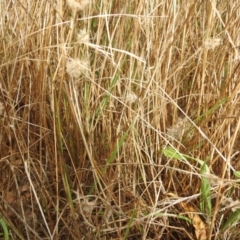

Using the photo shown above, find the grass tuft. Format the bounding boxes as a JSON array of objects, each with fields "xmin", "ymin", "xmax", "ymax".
[{"xmin": 1, "ymin": 0, "xmax": 240, "ymax": 239}]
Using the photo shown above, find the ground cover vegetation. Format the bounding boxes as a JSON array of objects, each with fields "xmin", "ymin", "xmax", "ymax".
[{"xmin": 1, "ymin": 0, "xmax": 240, "ymax": 239}]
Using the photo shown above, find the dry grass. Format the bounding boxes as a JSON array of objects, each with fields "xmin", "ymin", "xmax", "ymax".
[{"xmin": 1, "ymin": 0, "xmax": 240, "ymax": 239}]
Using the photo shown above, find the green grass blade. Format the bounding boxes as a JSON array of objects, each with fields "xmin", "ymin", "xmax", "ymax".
[
  {"xmin": 200, "ymin": 163, "xmax": 211, "ymax": 219},
  {"xmin": 153, "ymin": 212, "xmax": 191, "ymax": 223},
  {"xmin": 88, "ymin": 123, "xmax": 132, "ymax": 195},
  {"xmin": 101, "ymin": 126, "xmax": 130, "ymax": 174},
  {"xmin": 124, "ymin": 209, "xmax": 136, "ymax": 240},
  {"xmin": 0, "ymin": 218, "xmax": 9, "ymax": 240},
  {"xmin": 221, "ymin": 209, "xmax": 240, "ymax": 232},
  {"xmin": 92, "ymin": 116, "xmax": 135, "ymax": 195},
  {"xmin": 55, "ymin": 96, "xmax": 64, "ymax": 153},
  {"xmin": 94, "ymin": 74, "xmax": 119, "ymax": 120},
  {"xmin": 196, "ymin": 98, "xmax": 228, "ymax": 123},
  {"xmin": 63, "ymin": 170, "xmax": 74, "ymax": 213}
]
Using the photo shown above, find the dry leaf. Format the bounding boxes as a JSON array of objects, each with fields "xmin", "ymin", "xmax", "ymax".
[{"xmin": 181, "ymin": 202, "xmax": 207, "ymax": 240}]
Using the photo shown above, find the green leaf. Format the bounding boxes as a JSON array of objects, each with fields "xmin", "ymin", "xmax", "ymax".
[
  {"xmin": 234, "ymin": 171, "xmax": 240, "ymax": 179},
  {"xmin": 162, "ymin": 147, "xmax": 205, "ymax": 165},
  {"xmin": 162, "ymin": 147, "xmax": 185, "ymax": 160}
]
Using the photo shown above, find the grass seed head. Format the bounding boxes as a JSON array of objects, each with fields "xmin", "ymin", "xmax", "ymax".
[
  {"xmin": 125, "ymin": 91, "xmax": 138, "ymax": 104},
  {"xmin": 77, "ymin": 29, "xmax": 90, "ymax": 44},
  {"xmin": 66, "ymin": 58, "xmax": 90, "ymax": 79},
  {"xmin": 203, "ymin": 38, "xmax": 222, "ymax": 50},
  {"xmin": 66, "ymin": 0, "xmax": 89, "ymax": 12},
  {"xmin": 167, "ymin": 117, "xmax": 192, "ymax": 142}
]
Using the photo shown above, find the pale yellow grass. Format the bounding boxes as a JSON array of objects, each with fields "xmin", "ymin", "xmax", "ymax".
[{"xmin": 0, "ymin": 0, "xmax": 240, "ymax": 239}]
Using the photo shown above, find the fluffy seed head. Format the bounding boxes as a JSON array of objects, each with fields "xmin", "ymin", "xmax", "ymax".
[
  {"xmin": 167, "ymin": 117, "xmax": 192, "ymax": 141},
  {"xmin": 66, "ymin": 0, "xmax": 89, "ymax": 12},
  {"xmin": 66, "ymin": 58, "xmax": 89, "ymax": 79},
  {"xmin": 125, "ymin": 91, "xmax": 138, "ymax": 104},
  {"xmin": 203, "ymin": 38, "xmax": 222, "ymax": 50},
  {"xmin": 77, "ymin": 29, "xmax": 90, "ymax": 44}
]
